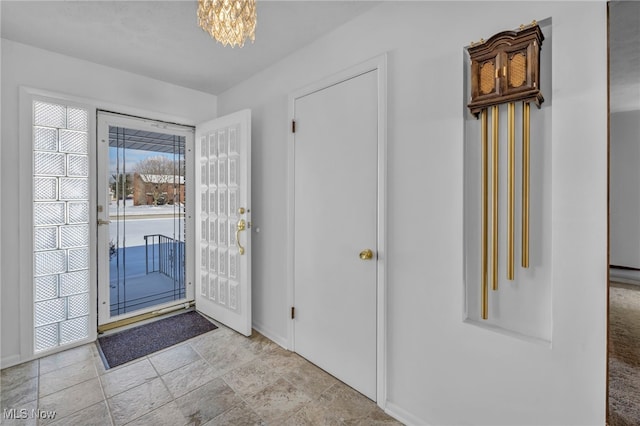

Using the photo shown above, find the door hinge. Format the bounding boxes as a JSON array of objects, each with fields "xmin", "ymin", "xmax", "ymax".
[
  {"xmin": 291, "ymin": 120, "xmax": 296, "ymax": 133},
  {"xmin": 291, "ymin": 306, "xmax": 295, "ymax": 319}
]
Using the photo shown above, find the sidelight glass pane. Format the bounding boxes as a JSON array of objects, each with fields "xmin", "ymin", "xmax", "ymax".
[
  {"xmin": 34, "ymin": 250, "xmax": 66, "ymax": 276},
  {"xmin": 34, "ymin": 101, "xmax": 66, "ymax": 128},
  {"xmin": 68, "ymin": 202, "xmax": 89, "ymax": 224},
  {"xmin": 34, "ymin": 202, "xmax": 65, "ymax": 226},
  {"xmin": 60, "ymin": 224, "xmax": 89, "ymax": 248},
  {"xmin": 34, "ymin": 127, "xmax": 58, "ymax": 151},
  {"xmin": 67, "ymin": 294, "xmax": 89, "ymax": 318},
  {"xmin": 34, "ymin": 227, "xmax": 58, "ymax": 251},
  {"xmin": 35, "ymin": 275, "xmax": 58, "ymax": 302},
  {"xmin": 59, "ymin": 130, "xmax": 88, "ymax": 154},
  {"xmin": 32, "ymin": 100, "xmax": 90, "ymax": 353},
  {"xmin": 67, "ymin": 108, "xmax": 88, "ymax": 131},
  {"xmin": 34, "ymin": 152, "xmax": 65, "ymax": 176},
  {"xmin": 60, "ymin": 316, "xmax": 89, "ymax": 344},
  {"xmin": 35, "ymin": 324, "xmax": 58, "ymax": 352},
  {"xmin": 68, "ymin": 248, "xmax": 90, "ymax": 271},
  {"xmin": 67, "ymin": 155, "xmax": 89, "ymax": 177},
  {"xmin": 60, "ymin": 178, "xmax": 89, "ymax": 200},
  {"xmin": 34, "ymin": 178, "xmax": 58, "ymax": 201},
  {"xmin": 59, "ymin": 270, "xmax": 89, "ymax": 296},
  {"xmin": 35, "ymin": 298, "xmax": 66, "ymax": 327}
]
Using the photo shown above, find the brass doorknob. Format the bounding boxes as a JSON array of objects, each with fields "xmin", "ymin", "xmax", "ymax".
[{"xmin": 359, "ymin": 249, "xmax": 374, "ymax": 260}]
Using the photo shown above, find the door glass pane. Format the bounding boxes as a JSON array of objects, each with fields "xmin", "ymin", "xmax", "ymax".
[
  {"xmin": 32, "ymin": 101, "xmax": 90, "ymax": 353},
  {"xmin": 108, "ymin": 126, "xmax": 186, "ymax": 318}
]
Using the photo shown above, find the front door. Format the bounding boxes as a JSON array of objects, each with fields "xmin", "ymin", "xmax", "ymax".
[
  {"xmin": 293, "ymin": 70, "xmax": 379, "ymax": 400},
  {"xmin": 97, "ymin": 112, "xmax": 194, "ymax": 326},
  {"xmin": 195, "ymin": 110, "xmax": 252, "ymax": 336}
]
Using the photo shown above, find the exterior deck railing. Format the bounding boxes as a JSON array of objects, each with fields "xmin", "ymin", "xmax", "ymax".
[{"xmin": 144, "ymin": 234, "xmax": 185, "ymax": 287}]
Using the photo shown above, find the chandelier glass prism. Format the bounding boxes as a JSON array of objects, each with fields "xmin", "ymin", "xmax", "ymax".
[{"xmin": 197, "ymin": 0, "xmax": 257, "ymax": 48}]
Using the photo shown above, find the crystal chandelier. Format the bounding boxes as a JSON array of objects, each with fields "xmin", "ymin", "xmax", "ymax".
[{"xmin": 197, "ymin": 0, "xmax": 257, "ymax": 48}]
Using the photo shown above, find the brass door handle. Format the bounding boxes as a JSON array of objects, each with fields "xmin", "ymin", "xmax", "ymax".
[
  {"xmin": 236, "ymin": 219, "xmax": 246, "ymax": 255},
  {"xmin": 359, "ymin": 249, "xmax": 374, "ymax": 260},
  {"xmin": 97, "ymin": 219, "xmax": 111, "ymax": 226}
]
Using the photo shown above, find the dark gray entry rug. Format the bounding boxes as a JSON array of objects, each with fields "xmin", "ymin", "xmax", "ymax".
[{"xmin": 97, "ymin": 311, "xmax": 217, "ymax": 369}]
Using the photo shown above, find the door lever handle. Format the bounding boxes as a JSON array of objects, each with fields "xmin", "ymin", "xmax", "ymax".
[
  {"xmin": 97, "ymin": 219, "xmax": 111, "ymax": 226},
  {"xmin": 236, "ymin": 219, "xmax": 246, "ymax": 255}
]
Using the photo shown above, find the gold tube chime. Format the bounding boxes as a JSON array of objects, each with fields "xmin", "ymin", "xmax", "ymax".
[
  {"xmin": 481, "ymin": 109, "xmax": 489, "ymax": 320},
  {"xmin": 467, "ymin": 22, "xmax": 544, "ymax": 320},
  {"xmin": 522, "ymin": 102, "xmax": 530, "ymax": 268},
  {"xmin": 507, "ymin": 102, "xmax": 515, "ymax": 281},
  {"xmin": 491, "ymin": 105, "xmax": 499, "ymax": 292}
]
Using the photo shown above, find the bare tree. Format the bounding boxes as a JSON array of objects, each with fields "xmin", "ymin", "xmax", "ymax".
[{"xmin": 134, "ymin": 155, "xmax": 181, "ymax": 183}]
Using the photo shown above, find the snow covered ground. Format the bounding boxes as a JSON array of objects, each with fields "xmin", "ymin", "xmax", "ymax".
[
  {"xmin": 107, "ymin": 200, "xmax": 186, "ymax": 316},
  {"xmin": 109, "ymin": 199, "xmax": 184, "ymax": 217}
]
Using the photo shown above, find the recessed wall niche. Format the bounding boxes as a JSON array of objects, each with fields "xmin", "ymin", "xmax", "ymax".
[{"xmin": 463, "ymin": 19, "xmax": 552, "ymax": 342}]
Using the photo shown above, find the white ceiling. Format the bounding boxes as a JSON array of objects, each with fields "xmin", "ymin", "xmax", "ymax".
[
  {"xmin": 1, "ymin": 1, "xmax": 378, "ymax": 95},
  {"xmin": 2, "ymin": 1, "xmax": 638, "ymax": 110}
]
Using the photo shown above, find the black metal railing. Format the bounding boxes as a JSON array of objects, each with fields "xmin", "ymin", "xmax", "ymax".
[
  {"xmin": 109, "ymin": 288, "xmax": 186, "ymax": 315},
  {"xmin": 144, "ymin": 234, "xmax": 185, "ymax": 287}
]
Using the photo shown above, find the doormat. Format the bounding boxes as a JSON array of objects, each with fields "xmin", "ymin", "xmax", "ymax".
[{"xmin": 97, "ymin": 311, "xmax": 217, "ymax": 369}]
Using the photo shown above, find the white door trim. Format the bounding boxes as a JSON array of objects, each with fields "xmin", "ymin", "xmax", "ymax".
[
  {"xmin": 286, "ymin": 54, "xmax": 387, "ymax": 407},
  {"xmin": 18, "ymin": 87, "xmax": 99, "ymax": 361}
]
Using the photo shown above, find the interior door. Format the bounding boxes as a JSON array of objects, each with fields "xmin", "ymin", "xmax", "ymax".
[
  {"xmin": 293, "ymin": 71, "xmax": 378, "ymax": 399},
  {"xmin": 195, "ymin": 110, "xmax": 252, "ymax": 336}
]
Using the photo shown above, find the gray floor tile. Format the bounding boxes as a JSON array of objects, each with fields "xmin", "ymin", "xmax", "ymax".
[
  {"xmin": 38, "ymin": 378, "xmax": 104, "ymax": 421},
  {"xmin": 39, "ymin": 358, "xmax": 97, "ymax": 397},
  {"xmin": 0, "ymin": 361, "xmax": 38, "ymax": 391},
  {"xmin": 160, "ymin": 358, "xmax": 219, "ymax": 399},
  {"xmin": 124, "ymin": 401, "xmax": 187, "ymax": 426},
  {"xmin": 0, "ymin": 376, "xmax": 38, "ymax": 409},
  {"xmin": 39, "ymin": 346, "xmax": 93, "ymax": 375},
  {"xmin": 174, "ymin": 377, "xmax": 240, "ymax": 425},
  {"xmin": 245, "ymin": 377, "xmax": 312, "ymax": 424},
  {"xmin": 100, "ymin": 359, "xmax": 158, "ymax": 399},
  {"xmin": 108, "ymin": 378, "xmax": 172, "ymax": 426},
  {"xmin": 1, "ymin": 324, "xmax": 402, "ymax": 426},
  {"xmin": 203, "ymin": 401, "xmax": 264, "ymax": 426},
  {"xmin": 222, "ymin": 358, "xmax": 280, "ymax": 397},
  {"xmin": 47, "ymin": 401, "xmax": 111, "ymax": 426},
  {"xmin": 0, "ymin": 399, "xmax": 38, "ymax": 426},
  {"xmin": 282, "ymin": 358, "xmax": 339, "ymax": 399},
  {"xmin": 192, "ymin": 333, "xmax": 257, "ymax": 377},
  {"xmin": 149, "ymin": 344, "xmax": 202, "ymax": 376},
  {"xmin": 311, "ymin": 381, "xmax": 379, "ymax": 424}
]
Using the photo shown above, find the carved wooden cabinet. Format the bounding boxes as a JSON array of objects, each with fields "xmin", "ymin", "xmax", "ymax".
[{"xmin": 468, "ymin": 25, "xmax": 544, "ymax": 117}]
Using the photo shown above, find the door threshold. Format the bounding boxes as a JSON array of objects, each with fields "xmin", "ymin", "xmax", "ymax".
[{"xmin": 98, "ymin": 301, "xmax": 195, "ymax": 334}]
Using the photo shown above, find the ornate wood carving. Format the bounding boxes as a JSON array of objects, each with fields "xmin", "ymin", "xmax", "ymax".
[{"xmin": 468, "ymin": 24, "xmax": 544, "ymax": 117}]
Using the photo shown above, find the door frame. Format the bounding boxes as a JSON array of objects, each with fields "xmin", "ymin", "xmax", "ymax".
[{"xmin": 286, "ymin": 54, "xmax": 388, "ymax": 406}]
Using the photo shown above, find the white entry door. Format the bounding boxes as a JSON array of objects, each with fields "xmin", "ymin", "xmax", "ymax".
[
  {"xmin": 293, "ymin": 70, "xmax": 379, "ymax": 400},
  {"xmin": 195, "ymin": 110, "xmax": 252, "ymax": 336}
]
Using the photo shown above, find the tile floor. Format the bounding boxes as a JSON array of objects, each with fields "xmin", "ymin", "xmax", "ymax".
[{"xmin": 0, "ymin": 323, "xmax": 402, "ymax": 425}]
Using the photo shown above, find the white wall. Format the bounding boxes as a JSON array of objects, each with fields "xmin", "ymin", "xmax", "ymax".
[
  {"xmin": 218, "ymin": 2, "xmax": 608, "ymax": 425},
  {"xmin": 0, "ymin": 39, "xmax": 217, "ymax": 366},
  {"xmin": 610, "ymin": 110, "xmax": 640, "ymax": 269}
]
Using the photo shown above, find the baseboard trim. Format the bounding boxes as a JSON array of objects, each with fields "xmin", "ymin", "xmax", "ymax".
[
  {"xmin": 252, "ymin": 321, "xmax": 288, "ymax": 349},
  {"xmin": 610, "ymin": 267, "xmax": 640, "ymax": 286},
  {"xmin": 385, "ymin": 401, "xmax": 430, "ymax": 426},
  {"xmin": 0, "ymin": 354, "xmax": 22, "ymax": 370}
]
